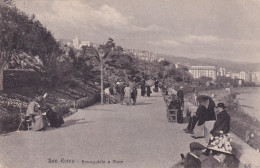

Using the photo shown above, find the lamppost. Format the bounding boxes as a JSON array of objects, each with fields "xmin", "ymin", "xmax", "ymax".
[{"xmin": 98, "ymin": 48, "xmax": 105, "ymax": 105}]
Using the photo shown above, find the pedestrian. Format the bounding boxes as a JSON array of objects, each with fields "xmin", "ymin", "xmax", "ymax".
[
  {"xmin": 154, "ymin": 79, "xmax": 159, "ymax": 92},
  {"xmin": 141, "ymin": 79, "xmax": 146, "ymax": 96},
  {"xmin": 117, "ymin": 82, "xmax": 125, "ymax": 105},
  {"xmin": 146, "ymin": 85, "xmax": 151, "ymax": 97},
  {"xmin": 191, "ymin": 96, "xmax": 209, "ymax": 139},
  {"xmin": 184, "ymin": 142, "xmax": 206, "ymax": 168},
  {"xmin": 124, "ymin": 83, "xmax": 132, "ymax": 105},
  {"xmin": 131, "ymin": 81, "xmax": 138, "ymax": 105}
]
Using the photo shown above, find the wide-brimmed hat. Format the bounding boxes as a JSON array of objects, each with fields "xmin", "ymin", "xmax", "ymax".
[
  {"xmin": 216, "ymin": 103, "xmax": 226, "ymax": 109},
  {"xmin": 179, "ymin": 85, "xmax": 184, "ymax": 89},
  {"xmin": 116, "ymin": 82, "xmax": 120, "ymax": 85},
  {"xmin": 207, "ymin": 134, "xmax": 232, "ymax": 154}
]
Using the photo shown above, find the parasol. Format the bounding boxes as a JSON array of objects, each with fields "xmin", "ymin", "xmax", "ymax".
[{"xmin": 146, "ymin": 79, "xmax": 154, "ymax": 87}]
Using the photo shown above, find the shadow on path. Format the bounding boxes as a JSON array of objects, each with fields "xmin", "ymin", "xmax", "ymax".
[
  {"xmin": 88, "ymin": 108, "xmax": 113, "ymax": 111},
  {"xmin": 135, "ymin": 102, "xmax": 152, "ymax": 106},
  {"xmin": 61, "ymin": 119, "xmax": 94, "ymax": 128}
]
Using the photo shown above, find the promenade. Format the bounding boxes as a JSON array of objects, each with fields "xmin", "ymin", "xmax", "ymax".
[{"xmin": 0, "ymin": 90, "xmax": 205, "ymax": 168}]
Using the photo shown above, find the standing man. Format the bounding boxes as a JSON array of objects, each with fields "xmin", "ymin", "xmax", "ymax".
[
  {"xmin": 184, "ymin": 142, "xmax": 206, "ymax": 168},
  {"xmin": 141, "ymin": 79, "xmax": 146, "ymax": 96},
  {"xmin": 146, "ymin": 85, "xmax": 151, "ymax": 97},
  {"xmin": 118, "ymin": 82, "xmax": 125, "ymax": 105},
  {"xmin": 191, "ymin": 97, "xmax": 209, "ymax": 139},
  {"xmin": 154, "ymin": 79, "xmax": 159, "ymax": 92},
  {"xmin": 177, "ymin": 85, "xmax": 184, "ymax": 123}
]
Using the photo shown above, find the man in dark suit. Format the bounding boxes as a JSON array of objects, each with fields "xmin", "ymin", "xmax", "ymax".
[
  {"xmin": 203, "ymin": 103, "xmax": 230, "ymax": 156},
  {"xmin": 210, "ymin": 103, "xmax": 230, "ymax": 136},
  {"xmin": 184, "ymin": 142, "xmax": 205, "ymax": 168}
]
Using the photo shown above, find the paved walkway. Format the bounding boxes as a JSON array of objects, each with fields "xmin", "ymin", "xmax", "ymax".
[{"xmin": 0, "ymin": 90, "xmax": 205, "ymax": 168}]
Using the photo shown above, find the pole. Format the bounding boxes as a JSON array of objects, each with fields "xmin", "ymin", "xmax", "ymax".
[{"xmin": 101, "ymin": 58, "xmax": 104, "ymax": 105}]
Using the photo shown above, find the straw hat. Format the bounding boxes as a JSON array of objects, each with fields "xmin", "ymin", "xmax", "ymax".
[{"xmin": 207, "ymin": 134, "xmax": 232, "ymax": 154}]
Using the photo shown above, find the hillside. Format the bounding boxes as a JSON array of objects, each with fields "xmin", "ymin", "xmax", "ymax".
[{"xmin": 158, "ymin": 53, "xmax": 260, "ymax": 72}]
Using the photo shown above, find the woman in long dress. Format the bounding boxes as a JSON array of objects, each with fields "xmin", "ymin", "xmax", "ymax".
[{"xmin": 26, "ymin": 98, "xmax": 48, "ymax": 131}]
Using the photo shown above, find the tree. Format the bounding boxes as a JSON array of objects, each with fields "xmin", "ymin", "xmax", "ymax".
[{"xmin": 0, "ymin": 2, "xmax": 60, "ymax": 90}]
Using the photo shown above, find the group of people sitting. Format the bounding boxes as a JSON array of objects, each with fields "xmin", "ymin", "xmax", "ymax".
[
  {"xmin": 182, "ymin": 132, "xmax": 235, "ymax": 168},
  {"xmin": 179, "ymin": 90, "xmax": 233, "ymax": 167},
  {"xmin": 184, "ymin": 91, "xmax": 230, "ymax": 141},
  {"xmin": 25, "ymin": 93, "xmax": 64, "ymax": 131},
  {"xmin": 104, "ymin": 81, "xmax": 138, "ymax": 105}
]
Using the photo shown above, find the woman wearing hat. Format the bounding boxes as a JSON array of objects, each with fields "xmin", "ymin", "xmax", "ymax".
[
  {"xmin": 201, "ymin": 134, "xmax": 233, "ymax": 168},
  {"xmin": 26, "ymin": 96, "xmax": 48, "ymax": 131}
]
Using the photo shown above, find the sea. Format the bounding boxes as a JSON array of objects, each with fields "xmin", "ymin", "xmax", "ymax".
[{"xmin": 235, "ymin": 87, "xmax": 260, "ymax": 121}]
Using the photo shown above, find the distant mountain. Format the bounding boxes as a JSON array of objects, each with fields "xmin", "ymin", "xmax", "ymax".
[{"xmin": 158, "ymin": 54, "xmax": 260, "ymax": 72}]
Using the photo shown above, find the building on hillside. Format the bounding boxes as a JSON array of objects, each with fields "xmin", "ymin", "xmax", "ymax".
[
  {"xmin": 219, "ymin": 67, "xmax": 226, "ymax": 76},
  {"xmin": 73, "ymin": 36, "xmax": 80, "ymax": 49},
  {"xmin": 231, "ymin": 72, "xmax": 240, "ymax": 79},
  {"xmin": 226, "ymin": 72, "xmax": 231, "ymax": 77},
  {"xmin": 189, "ymin": 66, "xmax": 217, "ymax": 81},
  {"xmin": 239, "ymin": 71, "xmax": 252, "ymax": 82},
  {"xmin": 231, "ymin": 71, "xmax": 252, "ymax": 82},
  {"xmin": 157, "ymin": 58, "xmax": 166, "ymax": 62},
  {"xmin": 252, "ymin": 72, "xmax": 260, "ymax": 84},
  {"xmin": 123, "ymin": 49, "xmax": 157, "ymax": 62}
]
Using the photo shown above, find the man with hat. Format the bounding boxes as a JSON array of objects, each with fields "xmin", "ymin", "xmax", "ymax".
[
  {"xmin": 210, "ymin": 103, "xmax": 230, "ymax": 137},
  {"xmin": 203, "ymin": 103, "xmax": 230, "ymax": 156},
  {"xmin": 184, "ymin": 142, "xmax": 205, "ymax": 168}
]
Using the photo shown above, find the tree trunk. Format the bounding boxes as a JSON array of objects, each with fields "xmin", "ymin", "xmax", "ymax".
[{"xmin": 0, "ymin": 67, "xmax": 3, "ymax": 91}]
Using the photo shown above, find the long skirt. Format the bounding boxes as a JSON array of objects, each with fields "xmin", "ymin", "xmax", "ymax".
[
  {"xmin": 124, "ymin": 96, "xmax": 131, "ymax": 105},
  {"xmin": 32, "ymin": 115, "xmax": 48, "ymax": 131}
]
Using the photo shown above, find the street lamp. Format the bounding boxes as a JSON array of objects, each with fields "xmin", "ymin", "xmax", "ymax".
[{"xmin": 98, "ymin": 48, "xmax": 105, "ymax": 105}]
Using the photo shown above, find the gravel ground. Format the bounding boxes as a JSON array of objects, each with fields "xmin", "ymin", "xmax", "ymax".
[{"xmin": 0, "ymin": 90, "xmax": 206, "ymax": 168}]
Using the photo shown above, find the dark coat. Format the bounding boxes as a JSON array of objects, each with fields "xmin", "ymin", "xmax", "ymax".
[
  {"xmin": 196, "ymin": 105, "xmax": 207, "ymax": 126},
  {"xmin": 46, "ymin": 108, "xmax": 64, "ymax": 128},
  {"xmin": 201, "ymin": 156, "xmax": 224, "ymax": 168},
  {"xmin": 118, "ymin": 85, "xmax": 125, "ymax": 95},
  {"xmin": 205, "ymin": 98, "xmax": 216, "ymax": 121},
  {"xmin": 210, "ymin": 110, "xmax": 230, "ymax": 136},
  {"xmin": 146, "ymin": 86, "xmax": 151, "ymax": 96},
  {"xmin": 184, "ymin": 153, "xmax": 201, "ymax": 168},
  {"xmin": 177, "ymin": 89, "xmax": 184, "ymax": 101}
]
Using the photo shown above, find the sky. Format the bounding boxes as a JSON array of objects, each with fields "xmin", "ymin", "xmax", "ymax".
[{"xmin": 14, "ymin": 0, "xmax": 260, "ymax": 63}]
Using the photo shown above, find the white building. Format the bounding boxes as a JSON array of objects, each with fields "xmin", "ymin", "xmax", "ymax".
[
  {"xmin": 219, "ymin": 67, "xmax": 226, "ymax": 76},
  {"xmin": 252, "ymin": 72, "xmax": 260, "ymax": 84},
  {"xmin": 231, "ymin": 73, "xmax": 240, "ymax": 79},
  {"xmin": 189, "ymin": 66, "xmax": 217, "ymax": 81},
  {"xmin": 231, "ymin": 71, "xmax": 252, "ymax": 82},
  {"xmin": 73, "ymin": 36, "xmax": 80, "ymax": 49}
]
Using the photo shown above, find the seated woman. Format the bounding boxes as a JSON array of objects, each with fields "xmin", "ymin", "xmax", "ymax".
[{"xmin": 26, "ymin": 97, "xmax": 48, "ymax": 131}]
